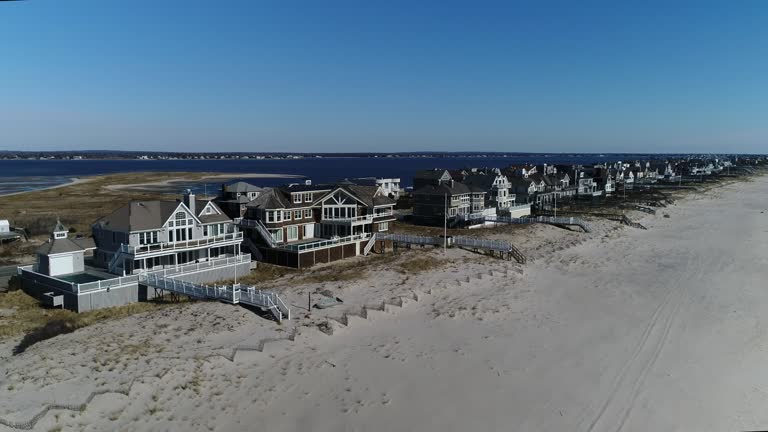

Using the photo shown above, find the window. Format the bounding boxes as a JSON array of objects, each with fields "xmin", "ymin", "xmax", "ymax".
[
  {"xmin": 303, "ymin": 193, "xmax": 312, "ymax": 202},
  {"xmin": 55, "ymin": 232, "xmax": 66, "ymax": 239},
  {"xmin": 294, "ymin": 210, "xmax": 301, "ymax": 220},
  {"xmin": 271, "ymin": 229, "xmax": 283, "ymax": 243},
  {"xmin": 266, "ymin": 211, "xmax": 275, "ymax": 223},
  {"xmin": 284, "ymin": 211, "xmax": 291, "ymax": 221},
  {"xmin": 175, "ymin": 212, "xmax": 186, "ymax": 220},
  {"xmin": 303, "ymin": 209, "xmax": 312, "ymax": 218},
  {"xmin": 287, "ymin": 225, "xmax": 299, "ymax": 241},
  {"xmin": 169, "ymin": 230, "xmax": 174, "ymax": 242},
  {"xmin": 378, "ymin": 222, "xmax": 389, "ymax": 232},
  {"xmin": 293, "ymin": 194, "xmax": 302, "ymax": 204}
]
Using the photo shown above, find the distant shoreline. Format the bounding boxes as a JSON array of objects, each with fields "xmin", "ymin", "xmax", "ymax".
[
  {"xmin": 103, "ymin": 173, "xmax": 305, "ymax": 193},
  {"xmin": 0, "ymin": 177, "xmax": 94, "ymax": 198}
]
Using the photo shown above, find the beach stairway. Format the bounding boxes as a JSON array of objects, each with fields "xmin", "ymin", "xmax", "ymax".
[
  {"xmin": 242, "ymin": 236, "xmax": 264, "ymax": 261},
  {"xmin": 237, "ymin": 218, "xmax": 277, "ymax": 248},
  {"xmin": 363, "ymin": 233, "xmax": 378, "ymax": 256},
  {"xmin": 140, "ymin": 273, "xmax": 290, "ymax": 322},
  {"xmin": 108, "ymin": 244, "xmax": 132, "ymax": 274}
]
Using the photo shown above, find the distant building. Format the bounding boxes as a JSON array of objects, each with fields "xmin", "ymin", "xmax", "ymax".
[
  {"xmin": 215, "ymin": 181, "xmax": 266, "ymax": 218},
  {"xmin": 342, "ymin": 177, "xmax": 402, "ymax": 200}
]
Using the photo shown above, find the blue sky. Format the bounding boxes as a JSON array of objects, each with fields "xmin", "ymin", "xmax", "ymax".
[{"xmin": 1, "ymin": 0, "xmax": 766, "ymax": 153}]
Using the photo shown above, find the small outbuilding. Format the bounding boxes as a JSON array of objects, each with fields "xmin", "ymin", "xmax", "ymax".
[{"xmin": 35, "ymin": 219, "xmax": 95, "ymax": 277}]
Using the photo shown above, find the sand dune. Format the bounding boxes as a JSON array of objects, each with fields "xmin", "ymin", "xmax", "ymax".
[{"xmin": 1, "ymin": 175, "xmax": 767, "ymax": 431}]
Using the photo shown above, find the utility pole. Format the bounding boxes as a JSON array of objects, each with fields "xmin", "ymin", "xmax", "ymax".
[
  {"xmin": 444, "ymin": 193, "xmax": 448, "ymax": 253},
  {"xmin": 554, "ymin": 191, "xmax": 557, "ymax": 218}
]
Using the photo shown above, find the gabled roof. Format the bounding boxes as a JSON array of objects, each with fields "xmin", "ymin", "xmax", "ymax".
[
  {"xmin": 195, "ymin": 201, "xmax": 232, "ymax": 224},
  {"xmin": 95, "ymin": 200, "xmax": 194, "ymax": 232},
  {"xmin": 339, "ymin": 184, "xmax": 396, "ymax": 207},
  {"xmin": 414, "ymin": 169, "xmax": 452, "ymax": 181}
]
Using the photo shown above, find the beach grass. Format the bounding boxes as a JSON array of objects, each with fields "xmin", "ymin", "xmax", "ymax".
[{"xmin": 0, "ymin": 290, "xmax": 188, "ymax": 353}]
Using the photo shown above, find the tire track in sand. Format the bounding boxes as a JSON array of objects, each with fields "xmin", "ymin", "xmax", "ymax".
[{"xmin": 583, "ymin": 253, "xmax": 693, "ymax": 432}]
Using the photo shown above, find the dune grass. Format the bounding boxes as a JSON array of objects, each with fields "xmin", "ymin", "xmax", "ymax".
[{"xmin": 0, "ymin": 290, "xmax": 187, "ymax": 353}]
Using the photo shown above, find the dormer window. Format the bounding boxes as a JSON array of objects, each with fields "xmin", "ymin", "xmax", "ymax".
[
  {"xmin": 54, "ymin": 232, "xmax": 66, "ymax": 239},
  {"xmin": 293, "ymin": 194, "xmax": 302, "ymax": 204}
]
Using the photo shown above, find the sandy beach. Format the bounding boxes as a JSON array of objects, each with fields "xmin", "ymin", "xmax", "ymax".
[
  {"xmin": 103, "ymin": 173, "xmax": 305, "ymax": 193},
  {"xmin": 0, "ymin": 178, "xmax": 95, "ymax": 198},
  {"xmin": 1, "ymin": 175, "xmax": 767, "ymax": 431}
]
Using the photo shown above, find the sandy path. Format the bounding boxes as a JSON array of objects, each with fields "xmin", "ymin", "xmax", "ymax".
[{"xmin": 1, "ymin": 176, "xmax": 766, "ymax": 431}]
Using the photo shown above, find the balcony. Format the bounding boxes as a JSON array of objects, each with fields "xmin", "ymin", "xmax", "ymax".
[{"xmin": 122, "ymin": 232, "xmax": 243, "ymax": 257}]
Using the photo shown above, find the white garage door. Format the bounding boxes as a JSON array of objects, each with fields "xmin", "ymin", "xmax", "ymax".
[
  {"xmin": 49, "ymin": 255, "xmax": 74, "ymax": 276},
  {"xmin": 304, "ymin": 223, "xmax": 315, "ymax": 239}
]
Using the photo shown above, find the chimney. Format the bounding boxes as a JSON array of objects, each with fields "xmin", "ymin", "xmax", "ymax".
[{"xmin": 184, "ymin": 189, "xmax": 196, "ymax": 215}]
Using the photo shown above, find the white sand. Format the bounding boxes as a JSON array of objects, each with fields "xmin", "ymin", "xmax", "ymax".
[
  {"xmin": 104, "ymin": 173, "xmax": 305, "ymax": 193},
  {"xmin": 1, "ymin": 176, "xmax": 767, "ymax": 431}
]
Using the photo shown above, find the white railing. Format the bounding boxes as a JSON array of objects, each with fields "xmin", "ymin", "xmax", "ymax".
[
  {"xmin": 321, "ymin": 209, "xmax": 395, "ymax": 224},
  {"xmin": 122, "ymin": 232, "xmax": 243, "ymax": 256},
  {"xmin": 142, "ymin": 275, "xmax": 290, "ymax": 322},
  {"xmin": 237, "ymin": 218, "xmax": 277, "ymax": 248},
  {"xmin": 363, "ymin": 233, "xmax": 378, "ymax": 255},
  {"xmin": 453, "ymin": 236, "xmax": 513, "ymax": 252},
  {"xmin": 143, "ymin": 254, "xmax": 250, "ymax": 278},
  {"xmin": 281, "ymin": 233, "xmax": 369, "ymax": 252},
  {"xmin": 77, "ymin": 275, "xmax": 140, "ymax": 293},
  {"xmin": 377, "ymin": 233, "xmax": 442, "ymax": 246}
]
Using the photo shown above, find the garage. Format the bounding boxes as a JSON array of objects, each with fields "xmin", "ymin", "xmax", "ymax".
[{"xmin": 49, "ymin": 255, "xmax": 75, "ymax": 276}]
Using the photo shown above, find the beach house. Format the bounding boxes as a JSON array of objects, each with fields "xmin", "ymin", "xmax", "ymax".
[
  {"xmin": 91, "ymin": 191, "xmax": 245, "ymax": 275},
  {"xmin": 240, "ymin": 182, "xmax": 396, "ymax": 268},
  {"xmin": 17, "ymin": 193, "xmax": 250, "ymax": 312}
]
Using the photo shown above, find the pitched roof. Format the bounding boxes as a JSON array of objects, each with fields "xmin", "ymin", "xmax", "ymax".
[
  {"xmin": 223, "ymin": 181, "xmax": 264, "ymax": 193},
  {"xmin": 95, "ymin": 201, "xmax": 186, "ymax": 232},
  {"xmin": 36, "ymin": 236, "xmax": 95, "ymax": 256},
  {"xmin": 413, "ymin": 181, "xmax": 471, "ymax": 196},
  {"xmin": 339, "ymin": 184, "xmax": 396, "ymax": 207},
  {"xmin": 414, "ymin": 169, "xmax": 451, "ymax": 181},
  {"xmin": 246, "ymin": 188, "xmax": 291, "ymax": 210},
  {"xmin": 195, "ymin": 201, "xmax": 232, "ymax": 224}
]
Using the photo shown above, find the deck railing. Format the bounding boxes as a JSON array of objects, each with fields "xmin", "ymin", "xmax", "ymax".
[
  {"xmin": 121, "ymin": 232, "xmax": 243, "ymax": 256},
  {"xmin": 321, "ymin": 209, "xmax": 395, "ymax": 224},
  {"xmin": 281, "ymin": 233, "xmax": 370, "ymax": 252}
]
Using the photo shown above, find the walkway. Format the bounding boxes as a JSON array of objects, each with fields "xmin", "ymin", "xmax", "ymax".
[{"xmin": 141, "ymin": 273, "xmax": 290, "ymax": 322}]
